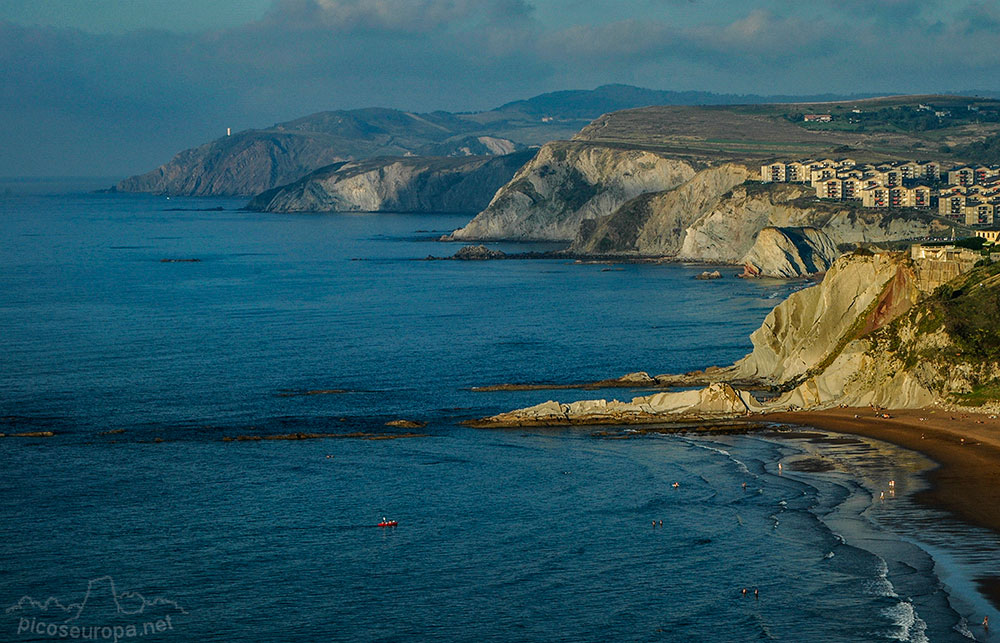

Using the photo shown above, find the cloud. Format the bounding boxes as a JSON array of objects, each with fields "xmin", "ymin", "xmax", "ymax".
[
  {"xmin": 3, "ymin": 0, "xmax": 1000, "ymax": 176},
  {"xmin": 263, "ymin": 0, "xmax": 533, "ymax": 33}
]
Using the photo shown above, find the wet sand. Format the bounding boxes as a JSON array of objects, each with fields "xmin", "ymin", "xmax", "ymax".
[{"xmin": 765, "ymin": 406, "xmax": 1000, "ymax": 610}]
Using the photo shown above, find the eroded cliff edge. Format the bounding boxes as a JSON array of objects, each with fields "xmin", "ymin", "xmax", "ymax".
[
  {"xmin": 449, "ymin": 147, "xmax": 950, "ymax": 274},
  {"xmin": 247, "ymin": 151, "xmax": 534, "ymax": 213},
  {"xmin": 470, "ymin": 249, "xmax": 1000, "ymax": 426},
  {"xmin": 448, "ymin": 142, "xmax": 700, "ymax": 241}
]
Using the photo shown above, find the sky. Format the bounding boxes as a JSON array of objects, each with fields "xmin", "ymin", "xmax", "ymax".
[{"xmin": 3, "ymin": 0, "xmax": 1000, "ymax": 177}]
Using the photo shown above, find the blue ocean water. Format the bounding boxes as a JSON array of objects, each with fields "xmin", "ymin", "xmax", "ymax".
[{"xmin": 1, "ymin": 184, "xmax": 997, "ymax": 642}]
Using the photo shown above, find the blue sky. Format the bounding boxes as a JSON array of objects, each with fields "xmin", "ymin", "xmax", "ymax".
[{"xmin": 3, "ymin": 0, "xmax": 1000, "ymax": 177}]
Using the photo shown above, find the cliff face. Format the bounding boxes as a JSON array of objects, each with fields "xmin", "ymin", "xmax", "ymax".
[
  {"xmin": 728, "ymin": 252, "xmax": 917, "ymax": 384},
  {"xmin": 449, "ymin": 142, "xmax": 699, "ymax": 241},
  {"xmin": 117, "ymin": 133, "xmax": 351, "ymax": 197},
  {"xmin": 778, "ymin": 260, "xmax": 1000, "ymax": 410},
  {"xmin": 740, "ymin": 227, "xmax": 840, "ymax": 278},
  {"xmin": 472, "ymin": 252, "xmax": 999, "ymax": 426},
  {"xmin": 568, "ymin": 177, "xmax": 946, "ymax": 275},
  {"xmin": 571, "ymin": 164, "xmax": 749, "ymax": 254},
  {"xmin": 247, "ymin": 151, "xmax": 533, "ymax": 213}
]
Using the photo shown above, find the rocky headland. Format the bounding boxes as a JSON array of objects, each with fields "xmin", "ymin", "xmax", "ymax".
[
  {"xmin": 470, "ymin": 247, "xmax": 999, "ymax": 426},
  {"xmin": 449, "ymin": 150, "xmax": 951, "ymax": 276},
  {"xmin": 444, "ymin": 99, "xmax": 982, "ymax": 277},
  {"xmin": 448, "ymin": 142, "xmax": 700, "ymax": 241},
  {"xmin": 115, "ymin": 108, "xmax": 546, "ymax": 197}
]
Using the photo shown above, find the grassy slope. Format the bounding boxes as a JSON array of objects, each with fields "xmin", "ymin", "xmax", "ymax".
[
  {"xmin": 864, "ymin": 258, "xmax": 1000, "ymax": 405},
  {"xmin": 572, "ymin": 95, "xmax": 1000, "ymax": 164}
]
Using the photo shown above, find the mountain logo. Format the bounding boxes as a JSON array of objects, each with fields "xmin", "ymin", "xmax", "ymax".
[{"xmin": 6, "ymin": 576, "xmax": 185, "ymax": 641}]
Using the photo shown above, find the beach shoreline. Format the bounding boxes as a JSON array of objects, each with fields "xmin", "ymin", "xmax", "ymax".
[{"xmin": 765, "ymin": 406, "xmax": 1000, "ymax": 611}]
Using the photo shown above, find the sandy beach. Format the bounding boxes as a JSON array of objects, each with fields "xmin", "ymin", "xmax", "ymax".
[{"xmin": 766, "ymin": 406, "xmax": 1000, "ymax": 610}]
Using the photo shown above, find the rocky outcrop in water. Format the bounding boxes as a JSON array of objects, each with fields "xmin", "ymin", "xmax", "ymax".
[
  {"xmin": 467, "ymin": 383, "xmax": 762, "ymax": 427},
  {"xmin": 448, "ymin": 142, "xmax": 699, "ymax": 241},
  {"xmin": 453, "ymin": 245, "xmax": 507, "ymax": 260},
  {"xmin": 247, "ymin": 151, "xmax": 533, "ymax": 213}
]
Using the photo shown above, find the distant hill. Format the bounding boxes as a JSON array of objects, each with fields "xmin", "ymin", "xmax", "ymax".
[
  {"xmin": 115, "ymin": 85, "xmax": 900, "ymax": 197},
  {"xmin": 490, "ymin": 84, "xmax": 886, "ymax": 119}
]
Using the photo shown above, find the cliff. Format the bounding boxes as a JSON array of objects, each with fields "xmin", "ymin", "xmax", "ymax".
[
  {"xmin": 246, "ymin": 151, "xmax": 534, "ymax": 213},
  {"xmin": 470, "ymin": 251, "xmax": 1000, "ymax": 426},
  {"xmin": 454, "ymin": 145, "xmax": 946, "ymax": 270},
  {"xmin": 570, "ymin": 164, "xmax": 750, "ymax": 254},
  {"xmin": 117, "ymin": 131, "xmax": 352, "ymax": 197},
  {"xmin": 572, "ymin": 180, "xmax": 948, "ymax": 272},
  {"xmin": 777, "ymin": 257, "xmax": 1000, "ymax": 410},
  {"xmin": 727, "ymin": 252, "xmax": 917, "ymax": 384},
  {"xmin": 449, "ymin": 142, "xmax": 699, "ymax": 241},
  {"xmin": 740, "ymin": 227, "xmax": 840, "ymax": 278}
]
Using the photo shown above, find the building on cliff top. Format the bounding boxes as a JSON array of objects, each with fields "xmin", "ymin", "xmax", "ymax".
[{"xmin": 974, "ymin": 228, "xmax": 1000, "ymax": 244}]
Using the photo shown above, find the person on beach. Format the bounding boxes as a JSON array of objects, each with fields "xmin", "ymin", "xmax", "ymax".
[{"xmin": 984, "ymin": 615, "xmax": 989, "ymax": 629}]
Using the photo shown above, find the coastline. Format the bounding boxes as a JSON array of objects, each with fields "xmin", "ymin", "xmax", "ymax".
[{"xmin": 766, "ymin": 406, "xmax": 1000, "ymax": 611}]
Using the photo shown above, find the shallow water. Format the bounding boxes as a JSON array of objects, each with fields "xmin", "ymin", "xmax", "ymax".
[{"xmin": 0, "ymin": 187, "xmax": 995, "ymax": 641}]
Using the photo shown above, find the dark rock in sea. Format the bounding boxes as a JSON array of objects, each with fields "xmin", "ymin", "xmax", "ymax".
[
  {"xmin": 454, "ymin": 245, "xmax": 507, "ymax": 260},
  {"xmin": 385, "ymin": 419, "xmax": 428, "ymax": 429},
  {"xmin": 275, "ymin": 389, "xmax": 348, "ymax": 397},
  {"xmin": 1, "ymin": 431, "xmax": 55, "ymax": 438},
  {"xmin": 159, "ymin": 258, "xmax": 201, "ymax": 263}
]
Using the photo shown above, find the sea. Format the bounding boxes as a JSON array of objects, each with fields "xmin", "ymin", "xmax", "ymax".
[{"xmin": 1, "ymin": 178, "xmax": 999, "ymax": 642}]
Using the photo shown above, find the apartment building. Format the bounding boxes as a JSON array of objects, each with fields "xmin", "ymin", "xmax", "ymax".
[{"xmin": 763, "ymin": 158, "xmax": 998, "ymax": 220}]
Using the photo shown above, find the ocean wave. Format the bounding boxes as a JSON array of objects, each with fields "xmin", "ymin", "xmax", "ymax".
[
  {"xmin": 865, "ymin": 558, "xmax": 899, "ymax": 598},
  {"xmin": 686, "ymin": 439, "xmax": 751, "ymax": 475},
  {"xmin": 881, "ymin": 600, "xmax": 929, "ymax": 643}
]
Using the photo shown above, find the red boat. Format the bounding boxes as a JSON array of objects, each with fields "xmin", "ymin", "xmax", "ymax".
[{"xmin": 378, "ymin": 520, "xmax": 398, "ymax": 527}]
